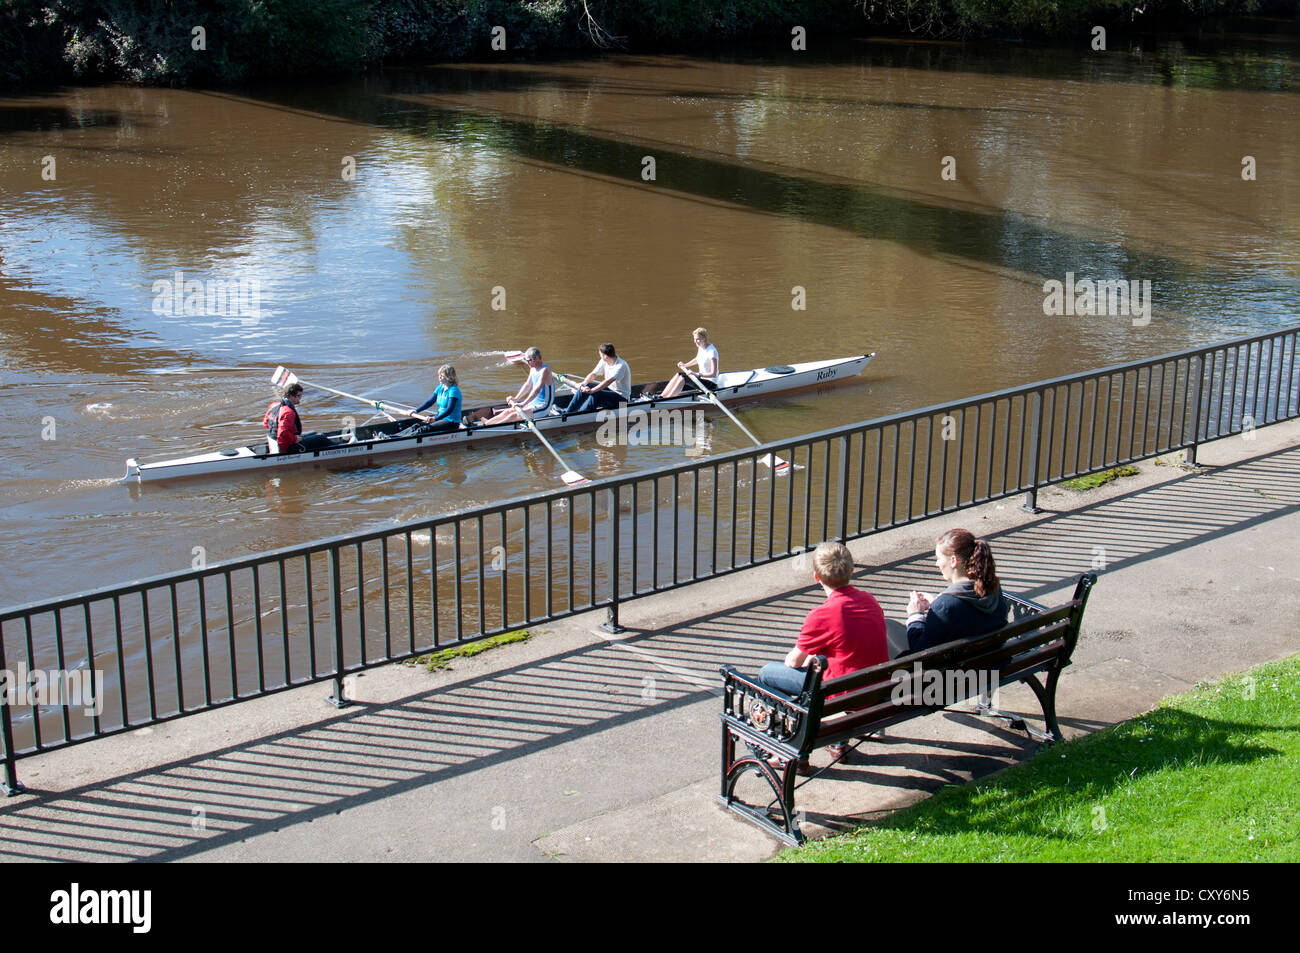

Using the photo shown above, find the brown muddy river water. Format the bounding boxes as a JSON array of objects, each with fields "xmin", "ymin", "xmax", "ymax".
[{"xmin": 1, "ymin": 34, "xmax": 1298, "ymax": 609}]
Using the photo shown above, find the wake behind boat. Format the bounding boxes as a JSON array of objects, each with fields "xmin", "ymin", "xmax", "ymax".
[{"xmin": 122, "ymin": 353, "xmax": 875, "ymax": 483}]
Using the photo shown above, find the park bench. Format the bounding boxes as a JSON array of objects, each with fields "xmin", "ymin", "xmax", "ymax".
[{"xmin": 718, "ymin": 572, "xmax": 1098, "ymax": 845}]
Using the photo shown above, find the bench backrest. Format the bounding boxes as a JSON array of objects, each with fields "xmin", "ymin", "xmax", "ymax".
[
  {"xmin": 726, "ymin": 573, "xmax": 1097, "ymax": 753},
  {"xmin": 811, "ymin": 573, "xmax": 1095, "ymax": 742}
]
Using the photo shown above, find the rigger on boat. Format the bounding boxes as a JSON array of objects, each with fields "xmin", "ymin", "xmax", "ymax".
[{"xmin": 122, "ymin": 353, "xmax": 875, "ymax": 483}]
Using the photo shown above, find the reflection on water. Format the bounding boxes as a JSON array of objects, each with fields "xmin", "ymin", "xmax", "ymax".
[{"xmin": 1, "ymin": 32, "xmax": 1298, "ymax": 607}]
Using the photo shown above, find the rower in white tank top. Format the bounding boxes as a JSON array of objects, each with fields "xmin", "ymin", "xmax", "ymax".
[{"xmin": 660, "ymin": 327, "xmax": 720, "ymax": 399}]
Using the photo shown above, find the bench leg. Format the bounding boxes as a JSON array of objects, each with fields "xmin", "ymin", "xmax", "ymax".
[
  {"xmin": 718, "ymin": 727, "xmax": 804, "ymax": 846},
  {"xmin": 975, "ymin": 677, "xmax": 1057, "ymax": 744},
  {"xmin": 1025, "ymin": 670, "xmax": 1063, "ymax": 744},
  {"xmin": 720, "ymin": 721, "xmax": 735, "ymax": 800}
]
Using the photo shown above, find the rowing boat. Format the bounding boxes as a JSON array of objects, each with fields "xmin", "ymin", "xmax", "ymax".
[{"xmin": 122, "ymin": 353, "xmax": 874, "ymax": 482}]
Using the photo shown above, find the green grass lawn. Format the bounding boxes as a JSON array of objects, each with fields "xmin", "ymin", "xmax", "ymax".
[{"xmin": 778, "ymin": 654, "xmax": 1300, "ymax": 862}]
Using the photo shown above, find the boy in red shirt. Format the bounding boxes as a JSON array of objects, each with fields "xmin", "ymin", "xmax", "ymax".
[{"xmin": 757, "ymin": 541, "xmax": 888, "ymax": 767}]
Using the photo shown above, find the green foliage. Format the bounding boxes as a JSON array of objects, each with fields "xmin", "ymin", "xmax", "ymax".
[
  {"xmin": 1059, "ymin": 464, "xmax": 1141, "ymax": 491},
  {"xmin": 0, "ymin": 0, "xmax": 64, "ymax": 88},
  {"xmin": 587, "ymin": 0, "xmax": 848, "ymax": 46},
  {"xmin": 27, "ymin": 0, "xmax": 369, "ymax": 85},
  {"xmin": 860, "ymin": 0, "xmax": 1268, "ymax": 37},
  {"xmin": 364, "ymin": 1, "xmax": 479, "ymax": 61},
  {"xmin": 221, "ymin": 0, "xmax": 369, "ymax": 81},
  {"xmin": 779, "ymin": 653, "xmax": 1300, "ymax": 862},
  {"xmin": 407, "ymin": 629, "xmax": 532, "ymax": 671},
  {"xmin": 0, "ymin": 0, "xmax": 1285, "ymax": 89}
]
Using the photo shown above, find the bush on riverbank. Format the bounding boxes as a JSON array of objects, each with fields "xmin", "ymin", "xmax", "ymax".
[
  {"xmin": 19, "ymin": 0, "xmax": 370, "ymax": 84},
  {"xmin": 2, "ymin": 0, "xmax": 1292, "ymax": 90}
]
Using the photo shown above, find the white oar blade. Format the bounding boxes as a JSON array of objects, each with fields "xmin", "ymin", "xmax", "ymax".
[
  {"xmin": 561, "ymin": 470, "xmax": 590, "ymax": 487},
  {"xmin": 504, "ymin": 350, "xmax": 526, "ymax": 363},
  {"xmin": 758, "ymin": 453, "xmax": 795, "ymax": 475},
  {"xmin": 271, "ymin": 366, "xmax": 298, "ymax": 388}
]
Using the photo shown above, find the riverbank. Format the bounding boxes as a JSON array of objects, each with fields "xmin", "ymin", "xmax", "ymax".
[
  {"xmin": 2, "ymin": 417, "xmax": 1296, "ymax": 862},
  {"xmin": 5, "ymin": 1, "xmax": 1295, "ymax": 90}
]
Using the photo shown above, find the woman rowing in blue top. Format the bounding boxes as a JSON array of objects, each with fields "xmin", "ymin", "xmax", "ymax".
[
  {"xmin": 484, "ymin": 347, "xmax": 555, "ymax": 425},
  {"xmin": 412, "ymin": 364, "xmax": 464, "ymax": 433}
]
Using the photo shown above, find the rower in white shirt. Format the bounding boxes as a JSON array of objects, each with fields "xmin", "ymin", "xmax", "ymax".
[
  {"xmin": 567, "ymin": 343, "xmax": 632, "ymax": 415},
  {"xmin": 659, "ymin": 327, "xmax": 719, "ymax": 399}
]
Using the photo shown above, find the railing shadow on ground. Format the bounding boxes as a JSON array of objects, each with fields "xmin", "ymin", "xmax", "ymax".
[{"xmin": 0, "ymin": 442, "xmax": 1296, "ymax": 861}]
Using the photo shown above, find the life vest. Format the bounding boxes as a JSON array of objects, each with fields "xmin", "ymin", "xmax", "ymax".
[{"xmin": 264, "ymin": 399, "xmax": 302, "ymax": 451}]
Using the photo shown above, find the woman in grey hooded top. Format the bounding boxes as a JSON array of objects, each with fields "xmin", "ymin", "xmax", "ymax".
[{"xmin": 905, "ymin": 528, "xmax": 1009, "ymax": 654}]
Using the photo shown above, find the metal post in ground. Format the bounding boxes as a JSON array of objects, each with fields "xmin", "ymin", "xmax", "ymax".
[
  {"xmin": 1021, "ymin": 390, "xmax": 1044, "ymax": 514},
  {"xmin": 326, "ymin": 547, "xmax": 352, "ymax": 708},
  {"xmin": 1187, "ymin": 354, "xmax": 1205, "ymax": 466},
  {"xmin": 836, "ymin": 435, "xmax": 851, "ymax": 541},
  {"xmin": 598, "ymin": 486, "xmax": 625, "ymax": 634},
  {"xmin": 0, "ymin": 628, "xmax": 25, "ymax": 795}
]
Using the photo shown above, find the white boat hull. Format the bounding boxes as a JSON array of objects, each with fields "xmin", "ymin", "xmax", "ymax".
[{"xmin": 124, "ymin": 353, "xmax": 874, "ymax": 482}]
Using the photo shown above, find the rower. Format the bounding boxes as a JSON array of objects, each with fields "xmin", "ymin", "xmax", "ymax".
[
  {"xmin": 262, "ymin": 383, "xmax": 330, "ymax": 453},
  {"xmin": 412, "ymin": 364, "xmax": 464, "ymax": 433},
  {"xmin": 566, "ymin": 343, "xmax": 631, "ymax": 416},
  {"xmin": 484, "ymin": 347, "xmax": 554, "ymax": 425},
  {"xmin": 659, "ymin": 327, "xmax": 719, "ymax": 399}
]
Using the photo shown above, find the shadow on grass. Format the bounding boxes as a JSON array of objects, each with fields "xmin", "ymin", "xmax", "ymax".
[{"xmin": 864, "ymin": 705, "xmax": 1287, "ymax": 843}]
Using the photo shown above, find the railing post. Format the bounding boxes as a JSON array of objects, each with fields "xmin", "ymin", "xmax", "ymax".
[
  {"xmin": 1021, "ymin": 390, "xmax": 1043, "ymax": 513},
  {"xmin": 0, "ymin": 715, "xmax": 19, "ymax": 796},
  {"xmin": 599, "ymin": 485, "xmax": 625, "ymax": 634},
  {"xmin": 836, "ymin": 435, "xmax": 851, "ymax": 541},
  {"xmin": 326, "ymin": 547, "xmax": 352, "ymax": 708},
  {"xmin": 0, "ymin": 625, "xmax": 25, "ymax": 795},
  {"xmin": 1186, "ymin": 354, "xmax": 1205, "ymax": 466}
]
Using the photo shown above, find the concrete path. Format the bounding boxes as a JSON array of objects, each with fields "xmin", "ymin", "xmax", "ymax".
[{"xmin": 2, "ymin": 421, "xmax": 1297, "ymax": 862}]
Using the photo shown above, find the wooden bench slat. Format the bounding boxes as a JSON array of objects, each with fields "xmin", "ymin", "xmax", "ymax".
[
  {"xmin": 817, "ymin": 604, "xmax": 1075, "ymax": 698},
  {"xmin": 818, "ymin": 619, "xmax": 1073, "ymax": 717},
  {"xmin": 811, "ymin": 651, "xmax": 1070, "ymax": 745}
]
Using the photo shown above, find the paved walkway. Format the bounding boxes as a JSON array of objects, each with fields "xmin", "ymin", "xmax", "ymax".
[{"xmin": 2, "ymin": 421, "xmax": 1297, "ymax": 862}]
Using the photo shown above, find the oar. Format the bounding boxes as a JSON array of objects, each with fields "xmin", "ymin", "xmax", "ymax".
[
  {"xmin": 271, "ymin": 367, "xmax": 431, "ymax": 422},
  {"xmin": 677, "ymin": 366, "xmax": 792, "ymax": 475},
  {"xmin": 510, "ymin": 402, "xmax": 590, "ymax": 486},
  {"xmin": 552, "ymin": 371, "xmax": 582, "ymax": 388},
  {"xmin": 553, "ymin": 371, "xmax": 602, "ymax": 401}
]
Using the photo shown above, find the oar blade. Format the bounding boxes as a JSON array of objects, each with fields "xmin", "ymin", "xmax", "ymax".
[
  {"xmin": 271, "ymin": 366, "xmax": 298, "ymax": 388},
  {"xmin": 503, "ymin": 350, "xmax": 526, "ymax": 363},
  {"xmin": 758, "ymin": 452, "xmax": 795, "ymax": 475},
  {"xmin": 561, "ymin": 470, "xmax": 590, "ymax": 487}
]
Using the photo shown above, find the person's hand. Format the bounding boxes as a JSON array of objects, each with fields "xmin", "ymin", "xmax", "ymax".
[
  {"xmin": 907, "ymin": 591, "xmax": 932, "ymax": 614},
  {"xmin": 677, "ymin": 362, "xmax": 687, "ymax": 371}
]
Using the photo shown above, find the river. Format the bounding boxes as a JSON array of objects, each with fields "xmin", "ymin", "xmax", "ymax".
[{"xmin": 1, "ymin": 28, "xmax": 1297, "ymax": 610}]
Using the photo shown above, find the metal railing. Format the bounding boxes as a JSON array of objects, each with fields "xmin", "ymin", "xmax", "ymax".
[{"xmin": 2, "ymin": 326, "xmax": 1297, "ymax": 792}]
